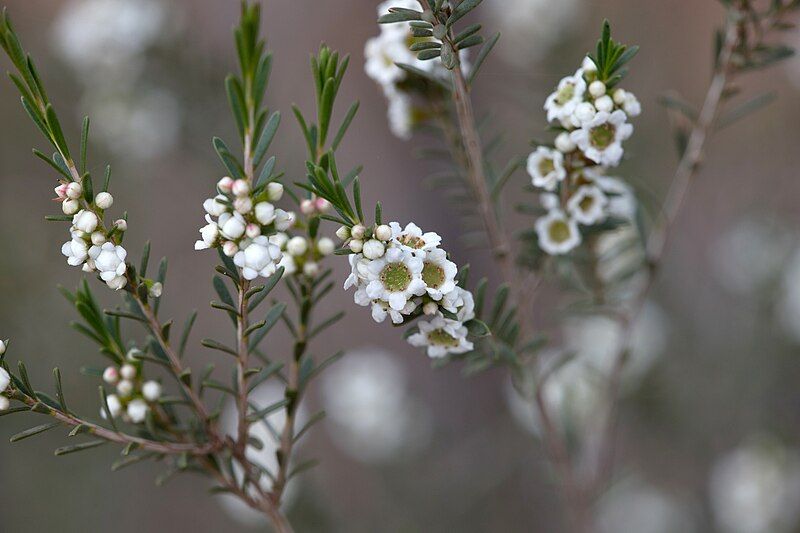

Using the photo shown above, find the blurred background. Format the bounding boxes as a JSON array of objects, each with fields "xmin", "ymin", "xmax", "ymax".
[{"xmin": 1, "ymin": 0, "xmax": 800, "ymax": 531}]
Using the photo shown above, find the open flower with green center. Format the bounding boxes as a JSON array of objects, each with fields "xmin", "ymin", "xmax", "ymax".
[
  {"xmin": 420, "ymin": 248, "xmax": 458, "ymax": 301},
  {"xmin": 527, "ymin": 146, "xmax": 567, "ymax": 191},
  {"xmin": 567, "ymin": 185, "xmax": 609, "ymax": 225},
  {"xmin": 365, "ymin": 247, "xmax": 426, "ymax": 311},
  {"xmin": 570, "ymin": 110, "xmax": 632, "ymax": 167},
  {"xmin": 535, "ymin": 210, "xmax": 582, "ymax": 255},
  {"xmin": 407, "ymin": 316, "xmax": 474, "ymax": 358},
  {"xmin": 389, "ymin": 222, "xmax": 442, "ymax": 256},
  {"xmin": 544, "ymin": 69, "xmax": 586, "ymax": 125}
]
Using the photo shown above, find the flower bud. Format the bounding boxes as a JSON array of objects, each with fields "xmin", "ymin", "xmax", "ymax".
[
  {"xmin": 217, "ymin": 176, "xmax": 234, "ymax": 193},
  {"xmin": 317, "ymin": 237, "xmax": 335, "ymax": 256},
  {"xmin": 142, "ymin": 381, "xmax": 162, "ymax": 402},
  {"xmin": 0, "ymin": 366, "xmax": 10, "ymax": 393},
  {"xmin": 574, "ymin": 102, "xmax": 596, "ymax": 123},
  {"xmin": 54, "ymin": 184, "xmax": 68, "ymax": 199},
  {"xmin": 362, "ymin": 239, "xmax": 385, "ymax": 260},
  {"xmin": 555, "ymin": 132, "xmax": 576, "ymax": 153},
  {"xmin": 102, "ymin": 366, "xmax": 119, "ymax": 385},
  {"xmin": 423, "ymin": 301, "xmax": 439, "ymax": 315},
  {"xmin": 594, "ymin": 95, "xmax": 614, "ymax": 113},
  {"xmin": 126, "ymin": 348, "xmax": 143, "ymax": 361},
  {"xmin": 374, "ymin": 224, "xmax": 392, "ymax": 241},
  {"xmin": 303, "ymin": 261, "xmax": 320, "ymax": 277},
  {"xmin": 274, "ymin": 210, "xmax": 295, "ymax": 231},
  {"xmin": 62, "ymin": 198, "xmax": 80, "ymax": 215},
  {"xmin": 223, "ymin": 241, "xmax": 239, "ymax": 257},
  {"xmin": 117, "ymin": 379, "xmax": 134, "ymax": 397},
  {"xmin": 0, "ymin": 339, "xmax": 6, "ymax": 356},
  {"xmin": 232, "ymin": 179, "xmax": 250, "ymax": 197},
  {"xmin": 0, "ymin": 396, "xmax": 9, "ymax": 411},
  {"xmin": 127, "ymin": 399, "xmax": 149, "ymax": 423},
  {"xmin": 103, "ymin": 394, "xmax": 122, "ymax": 418},
  {"xmin": 351, "ymin": 224, "xmax": 366, "ymax": 240},
  {"xmin": 90, "ymin": 231, "xmax": 106, "ymax": 246},
  {"xmin": 269, "ymin": 232, "xmax": 288, "ymax": 249},
  {"xmin": 255, "ymin": 202, "xmax": 276, "ymax": 225},
  {"xmin": 66, "ymin": 182, "xmax": 83, "ymax": 199},
  {"xmin": 300, "ymin": 199, "xmax": 315, "ymax": 215},
  {"xmin": 245, "ymin": 223, "xmax": 261, "ymax": 239},
  {"xmin": 115, "ymin": 219, "xmax": 128, "ymax": 232},
  {"xmin": 287, "ymin": 236, "xmax": 308, "ymax": 257},
  {"xmin": 315, "ymin": 198, "xmax": 330, "ymax": 212},
  {"xmin": 120, "ymin": 364, "xmax": 137, "ymax": 380},
  {"xmin": 73, "ymin": 210, "xmax": 99, "ymax": 233},
  {"xmin": 589, "ymin": 80, "xmax": 606, "ymax": 98},
  {"xmin": 149, "ymin": 282, "xmax": 163, "ymax": 298},
  {"xmin": 95, "ymin": 192, "xmax": 114, "ymax": 209},
  {"xmin": 613, "ymin": 88, "xmax": 627, "ymax": 105},
  {"xmin": 582, "ymin": 56, "xmax": 597, "ymax": 73},
  {"xmin": 234, "ymin": 196, "xmax": 253, "ymax": 215},
  {"xmin": 336, "ymin": 225, "xmax": 350, "ymax": 240},
  {"xmin": 267, "ymin": 182, "xmax": 284, "ymax": 201},
  {"xmin": 349, "ymin": 239, "xmax": 363, "ymax": 253}
]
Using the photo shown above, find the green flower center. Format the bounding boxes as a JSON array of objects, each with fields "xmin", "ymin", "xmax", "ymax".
[
  {"xmin": 428, "ymin": 328, "xmax": 459, "ymax": 347},
  {"xmin": 578, "ymin": 196, "xmax": 595, "ymax": 212},
  {"xmin": 555, "ymin": 83, "xmax": 575, "ymax": 106},
  {"xmin": 380, "ymin": 262, "xmax": 412, "ymax": 292},
  {"xmin": 538, "ymin": 158, "xmax": 556, "ymax": 176},
  {"xmin": 548, "ymin": 220, "xmax": 572, "ymax": 243},
  {"xmin": 589, "ymin": 123, "xmax": 616, "ymax": 149},
  {"xmin": 399, "ymin": 235, "xmax": 425, "ymax": 249},
  {"xmin": 422, "ymin": 261, "xmax": 445, "ymax": 288}
]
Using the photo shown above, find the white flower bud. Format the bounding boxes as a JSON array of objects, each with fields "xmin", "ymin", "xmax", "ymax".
[
  {"xmin": 613, "ymin": 88, "xmax": 627, "ymax": 105},
  {"xmin": 142, "ymin": 381, "xmax": 162, "ymax": 402},
  {"xmin": 0, "ymin": 396, "xmax": 9, "ymax": 411},
  {"xmin": 232, "ymin": 179, "xmax": 250, "ymax": 197},
  {"xmin": 234, "ymin": 196, "xmax": 253, "ymax": 215},
  {"xmin": 0, "ymin": 339, "xmax": 6, "ymax": 356},
  {"xmin": 582, "ymin": 56, "xmax": 597, "ymax": 73},
  {"xmin": 269, "ymin": 232, "xmax": 289, "ymax": 249},
  {"xmin": 623, "ymin": 93, "xmax": 641, "ymax": 117},
  {"xmin": 314, "ymin": 198, "xmax": 331, "ymax": 212},
  {"xmin": 555, "ymin": 132, "xmax": 576, "ymax": 153},
  {"xmin": 66, "ymin": 182, "xmax": 83, "ymax": 199},
  {"xmin": 317, "ymin": 237, "xmax": 335, "ymax": 256},
  {"xmin": 102, "ymin": 366, "xmax": 119, "ymax": 385},
  {"xmin": 349, "ymin": 239, "xmax": 363, "ymax": 253},
  {"xmin": 0, "ymin": 366, "xmax": 10, "ymax": 393},
  {"xmin": 126, "ymin": 348, "xmax": 143, "ymax": 361},
  {"xmin": 114, "ymin": 219, "xmax": 128, "ymax": 232},
  {"xmin": 267, "ymin": 182, "xmax": 284, "ymax": 201},
  {"xmin": 589, "ymin": 80, "xmax": 606, "ymax": 98},
  {"xmin": 120, "ymin": 363, "xmax": 137, "ymax": 380},
  {"xmin": 149, "ymin": 282, "xmax": 163, "ymax": 298},
  {"xmin": 90, "ymin": 231, "xmax": 106, "ymax": 246},
  {"xmin": 218, "ymin": 212, "xmax": 246, "ymax": 240},
  {"xmin": 287, "ymin": 236, "xmax": 308, "ymax": 256},
  {"xmin": 117, "ymin": 379, "xmax": 134, "ymax": 397},
  {"xmin": 217, "ymin": 176, "xmax": 234, "ymax": 193},
  {"xmin": 203, "ymin": 196, "xmax": 228, "ymax": 217},
  {"xmin": 62, "ymin": 198, "xmax": 80, "ymax": 215},
  {"xmin": 223, "ymin": 241, "xmax": 239, "ymax": 257},
  {"xmin": 127, "ymin": 399, "xmax": 149, "ymax": 423},
  {"xmin": 300, "ymin": 199, "xmax": 315, "ymax": 215},
  {"xmin": 423, "ymin": 301, "xmax": 439, "ymax": 315},
  {"xmin": 95, "ymin": 192, "xmax": 113, "ymax": 209},
  {"xmin": 103, "ymin": 394, "xmax": 122, "ymax": 419},
  {"xmin": 574, "ymin": 102, "xmax": 596, "ymax": 123},
  {"xmin": 351, "ymin": 224, "xmax": 366, "ymax": 240},
  {"xmin": 336, "ymin": 226, "xmax": 350, "ymax": 240},
  {"xmin": 374, "ymin": 224, "xmax": 392, "ymax": 241},
  {"xmin": 73, "ymin": 210, "xmax": 99, "ymax": 233},
  {"xmin": 274, "ymin": 210, "xmax": 295, "ymax": 231},
  {"xmin": 303, "ymin": 261, "xmax": 320, "ymax": 277},
  {"xmin": 106, "ymin": 275, "xmax": 127, "ymax": 291},
  {"xmin": 362, "ymin": 239, "xmax": 385, "ymax": 260},
  {"xmin": 594, "ymin": 95, "xmax": 614, "ymax": 113},
  {"xmin": 245, "ymin": 223, "xmax": 261, "ymax": 238}
]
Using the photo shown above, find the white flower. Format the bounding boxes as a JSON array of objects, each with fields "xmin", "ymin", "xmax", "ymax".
[
  {"xmin": 95, "ymin": 191, "xmax": 113, "ymax": 209},
  {"xmin": 269, "ymin": 232, "xmax": 289, "ymax": 249},
  {"xmin": 364, "ymin": 32, "xmax": 415, "ymax": 88},
  {"xmin": 440, "ymin": 286, "xmax": 476, "ymax": 322},
  {"xmin": 254, "ymin": 202, "xmax": 275, "ymax": 225},
  {"xmin": 73, "ymin": 209, "xmax": 99, "ymax": 233},
  {"xmin": 89, "ymin": 242, "xmax": 128, "ymax": 289},
  {"xmin": 365, "ymin": 247, "xmax": 426, "ymax": 311},
  {"xmin": 407, "ymin": 316, "xmax": 473, "ymax": 358},
  {"xmin": 277, "ymin": 255, "xmax": 297, "ymax": 276},
  {"xmin": 387, "ymin": 91, "xmax": 413, "ymax": 140},
  {"xmin": 362, "ymin": 239, "xmax": 386, "ymax": 260},
  {"xmin": 274, "ymin": 209, "xmax": 294, "ymax": 231},
  {"xmin": 203, "ymin": 195, "xmax": 228, "ymax": 217},
  {"xmin": 102, "ymin": 394, "xmax": 122, "ymax": 419},
  {"xmin": 0, "ymin": 367, "xmax": 10, "ymax": 393},
  {"xmin": 344, "ymin": 253, "xmax": 370, "ymax": 291},
  {"xmin": 544, "ymin": 69, "xmax": 586, "ymax": 124},
  {"xmin": 61, "ymin": 234, "xmax": 89, "ymax": 266},
  {"xmin": 389, "ymin": 222, "xmax": 442, "ymax": 254},
  {"xmin": 142, "ymin": 380, "xmax": 162, "ymax": 402},
  {"xmin": 218, "ymin": 211, "xmax": 246, "ymax": 240},
  {"xmin": 317, "ymin": 237, "xmax": 335, "ymax": 256},
  {"xmin": 127, "ymin": 398, "xmax": 149, "ymax": 423},
  {"xmin": 588, "ymin": 172, "xmax": 637, "ymax": 221},
  {"xmin": 195, "ymin": 215, "xmax": 220, "ymax": 250},
  {"xmin": 623, "ymin": 92, "xmax": 641, "ymax": 117},
  {"xmin": 527, "ymin": 146, "xmax": 566, "ymax": 191},
  {"xmin": 570, "ymin": 110, "xmax": 633, "ymax": 167},
  {"xmin": 286, "ymin": 236, "xmax": 308, "ymax": 257},
  {"xmin": 233, "ymin": 236, "xmax": 282, "ymax": 281},
  {"xmin": 420, "ymin": 248, "xmax": 457, "ymax": 300},
  {"xmin": 370, "ymin": 299, "xmax": 416, "ymax": 324},
  {"xmin": 535, "ymin": 210, "xmax": 582, "ymax": 255},
  {"xmin": 567, "ymin": 185, "xmax": 608, "ymax": 225}
]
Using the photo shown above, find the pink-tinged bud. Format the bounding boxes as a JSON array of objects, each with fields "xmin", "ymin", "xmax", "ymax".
[
  {"xmin": 315, "ymin": 198, "xmax": 331, "ymax": 212},
  {"xmin": 114, "ymin": 219, "xmax": 128, "ymax": 232},
  {"xmin": 423, "ymin": 301, "xmax": 439, "ymax": 315},
  {"xmin": 300, "ymin": 199, "xmax": 315, "ymax": 215},
  {"xmin": 222, "ymin": 241, "xmax": 239, "ymax": 257},
  {"xmin": 232, "ymin": 179, "xmax": 250, "ymax": 197},
  {"xmin": 66, "ymin": 182, "xmax": 83, "ymax": 199},
  {"xmin": 217, "ymin": 176, "xmax": 234, "ymax": 193},
  {"xmin": 103, "ymin": 366, "xmax": 120, "ymax": 385},
  {"xmin": 245, "ymin": 223, "xmax": 261, "ymax": 238},
  {"xmin": 54, "ymin": 184, "xmax": 69, "ymax": 199}
]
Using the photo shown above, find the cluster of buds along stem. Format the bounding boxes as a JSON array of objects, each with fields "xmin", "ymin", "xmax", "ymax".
[
  {"xmin": 270, "ymin": 231, "xmax": 336, "ymax": 278},
  {"xmin": 101, "ymin": 351, "xmax": 162, "ymax": 424}
]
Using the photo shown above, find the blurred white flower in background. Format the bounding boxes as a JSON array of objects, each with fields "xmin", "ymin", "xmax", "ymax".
[
  {"xmin": 320, "ymin": 348, "xmax": 432, "ymax": 464},
  {"xmin": 710, "ymin": 437, "xmax": 800, "ymax": 533},
  {"xmin": 489, "ymin": 0, "xmax": 584, "ymax": 66},
  {"xmin": 218, "ymin": 383, "xmax": 307, "ymax": 528},
  {"xmin": 596, "ymin": 478, "xmax": 697, "ymax": 533}
]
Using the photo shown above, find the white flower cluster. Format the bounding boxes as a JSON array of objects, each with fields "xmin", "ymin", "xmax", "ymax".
[
  {"xmin": 0, "ymin": 340, "xmax": 10, "ymax": 411},
  {"xmin": 56, "ymin": 182, "xmax": 130, "ymax": 290},
  {"xmin": 528, "ymin": 56, "xmax": 640, "ymax": 256},
  {"xmin": 195, "ymin": 176, "xmax": 294, "ymax": 281},
  {"xmin": 340, "ymin": 221, "xmax": 475, "ymax": 358},
  {"xmin": 268, "ymin": 231, "xmax": 336, "ymax": 278},
  {"xmin": 101, "ymin": 358, "xmax": 162, "ymax": 424}
]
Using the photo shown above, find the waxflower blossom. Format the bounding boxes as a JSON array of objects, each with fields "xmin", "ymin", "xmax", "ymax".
[
  {"xmin": 62, "ymin": 233, "xmax": 90, "ymax": 267},
  {"xmin": 570, "ymin": 110, "xmax": 633, "ymax": 167},
  {"xmin": 390, "ymin": 222, "xmax": 442, "ymax": 254},
  {"xmin": 544, "ymin": 69, "xmax": 587, "ymax": 125},
  {"xmin": 233, "ymin": 236, "xmax": 282, "ymax": 281},
  {"xmin": 89, "ymin": 242, "xmax": 128, "ymax": 290},
  {"xmin": 567, "ymin": 185, "xmax": 609, "ymax": 225},
  {"xmin": 407, "ymin": 315, "xmax": 473, "ymax": 358},
  {"xmin": 527, "ymin": 146, "xmax": 566, "ymax": 191},
  {"xmin": 535, "ymin": 210, "xmax": 582, "ymax": 255},
  {"xmin": 73, "ymin": 209, "xmax": 99, "ymax": 234},
  {"xmin": 365, "ymin": 247, "xmax": 426, "ymax": 311}
]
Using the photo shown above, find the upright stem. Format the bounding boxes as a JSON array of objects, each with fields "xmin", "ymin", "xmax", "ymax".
[{"xmin": 235, "ymin": 279, "xmax": 252, "ymax": 451}]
